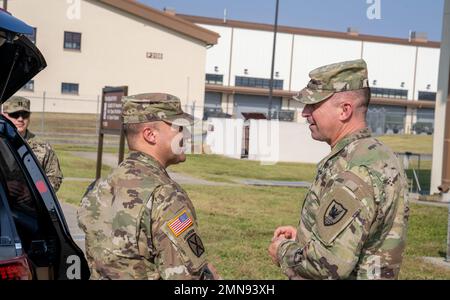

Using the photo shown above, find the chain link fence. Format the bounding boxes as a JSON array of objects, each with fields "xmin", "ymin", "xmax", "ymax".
[
  {"xmin": 14, "ymin": 92, "xmax": 437, "ymax": 148},
  {"xmin": 14, "ymin": 93, "xmax": 433, "ymax": 194}
]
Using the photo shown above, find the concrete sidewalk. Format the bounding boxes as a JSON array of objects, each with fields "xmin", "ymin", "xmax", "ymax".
[
  {"xmin": 69, "ymin": 151, "xmax": 316, "ymax": 188},
  {"xmin": 234, "ymin": 178, "xmax": 311, "ymax": 188},
  {"xmin": 61, "ymin": 202, "xmax": 85, "ymax": 253}
]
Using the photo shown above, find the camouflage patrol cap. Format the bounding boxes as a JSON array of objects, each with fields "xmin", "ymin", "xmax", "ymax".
[
  {"xmin": 293, "ymin": 59, "xmax": 369, "ymax": 104},
  {"xmin": 2, "ymin": 96, "xmax": 31, "ymax": 113},
  {"xmin": 122, "ymin": 93, "xmax": 195, "ymax": 126}
]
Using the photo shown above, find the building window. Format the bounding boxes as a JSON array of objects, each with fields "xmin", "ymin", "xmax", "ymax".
[
  {"xmin": 235, "ymin": 76, "xmax": 283, "ymax": 90},
  {"xmin": 206, "ymin": 74, "xmax": 223, "ymax": 85},
  {"xmin": 25, "ymin": 27, "xmax": 37, "ymax": 44},
  {"xmin": 61, "ymin": 82, "xmax": 79, "ymax": 94},
  {"xmin": 418, "ymin": 91, "xmax": 436, "ymax": 101},
  {"xmin": 21, "ymin": 80, "xmax": 34, "ymax": 92},
  {"xmin": 413, "ymin": 108, "xmax": 434, "ymax": 135},
  {"xmin": 367, "ymin": 105, "xmax": 406, "ymax": 135},
  {"xmin": 370, "ymin": 87, "xmax": 408, "ymax": 99},
  {"xmin": 278, "ymin": 110, "xmax": 295, "ymax": 122},
  {"xmin": 64, "ymin": 31, "xmax": 81, "ymax": 50}
]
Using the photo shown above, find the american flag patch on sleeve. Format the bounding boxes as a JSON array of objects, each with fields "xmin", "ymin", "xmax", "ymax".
[{"xmin": 168, "ymin": 210, "xmax": 193, "ymax": 237}]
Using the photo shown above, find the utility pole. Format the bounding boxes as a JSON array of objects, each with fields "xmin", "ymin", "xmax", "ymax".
[
  {"xmin": 431, "ymin": 1, "xmax": 450, "ymax": 197},
  {"xmin": 430, "ymin": 0, "xmax": 450, "ymax": 262},
  {"xmin": 3, "ymin": 0, "xmax": 7, "ymax": 10},
  {"xmin": 268, "ymin": 0, "xmax": 279, "ymax": 120}
]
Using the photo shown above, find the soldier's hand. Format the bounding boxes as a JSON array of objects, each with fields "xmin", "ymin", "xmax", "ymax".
[
  {"xmin": 199, "ymin": 263, "xmax": 222, "ymax": 280},
  {"xmin": 268, "ymin": 237, "xmax": 286, "ymax": 266},
  {"xmin": 7, "ymin": 180, "xmax": 22, "ymax": 197},
  {"xmin": 207, "ymin": 263, "xmax": 222, "ymax": 280},
  {"xmin": 7, "ymin": 180, "xmax": 31, "ymax": 202},
  {"xmin": 273, "ymin": 226, "xmax": 297, "ymax": 240}
]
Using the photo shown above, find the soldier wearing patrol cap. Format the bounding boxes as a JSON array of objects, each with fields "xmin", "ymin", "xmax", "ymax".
[
  {"xmin": 2, "ymin": 96, "xmax": 63, "ymax": 192},
  {"xmin": 268, "ymin": 59, "xmax": 409, "ymax": 279},
  {"xmin": 78, "ymin": 93, "xmax": 220, "ymax": 280}
]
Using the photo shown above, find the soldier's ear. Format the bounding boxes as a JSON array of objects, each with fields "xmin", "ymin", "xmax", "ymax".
[
  {"xmin": 339, "ymin": 102, "xmax": 353, "ymax": 121},
  {"xmin": 142, "ymin": 126, "xmax": 158, "ymax": 145}
]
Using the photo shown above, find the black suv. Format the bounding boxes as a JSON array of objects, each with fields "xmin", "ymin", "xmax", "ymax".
[{"xmin": 0, "ymin": 9, "xmax": 89, "ymax": 280}]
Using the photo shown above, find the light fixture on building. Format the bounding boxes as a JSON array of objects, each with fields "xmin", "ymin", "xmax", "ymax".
[
  {"xmin": 426, "ymin": 84, "xmax": 431, "ymax": 90},
  {"xmin": 372, "ymin": 80, "xmax": 377, "ymax": 86},
  {"xmin": 214, "ymin": 66, "xmax": 219, "ymax": 72},
  {"xmin": 244, "ymin": 68, "xmax": 248, "ymax": 75},
  {"xmin": 400, "ymin": 82, "xmax": 405, "ymax": 88}
]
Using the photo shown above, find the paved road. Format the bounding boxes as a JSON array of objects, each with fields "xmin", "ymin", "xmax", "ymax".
[
  {"xmin": 69, "ymin": 151, "xmax": 317, "ymax": 188},
  {"xmin": 61, "ymin": 202, "xmax": 85, "ymax": 253},
  {"xmin": 235, "ymin": 178, "xmax": 311, "ymax": 188}
]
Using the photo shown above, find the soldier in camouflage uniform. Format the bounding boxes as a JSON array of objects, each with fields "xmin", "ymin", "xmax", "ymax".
[
  {"xmin": 268, "ymin": 59, "xmax": 409, "ymax": 280},
  {"xmin": 2, "ymin": 96, "xmax": 63, "ymax": 192},
  {"xmin": 78, "ymin": 93, "xmax": 219, "ymax": 280}
]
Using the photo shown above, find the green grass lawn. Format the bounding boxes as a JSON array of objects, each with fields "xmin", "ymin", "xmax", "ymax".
[
  {"xmin": 57, "ymin": 151, "xmax": 111, "ymax": 178},
  {"xmin": 54, "ymin": 144, "xmax": 120, "ymax": 154},
  {"xmin": 169, "ymin": 154, "xmax": 317, "ymax": 183},
  {"xmin": 31, "ymin": 112, "xmax": 434, "ymax": 154},
  {"xmin": 30, "ymin": 112, "xmax": 99, "ymax": 135},
  {"xmin": 57, "ymin": 180, "xmax": 93, "ymax": 205},
  {"xmin": 55, "ymin": 149, "xmax": 112, "ymax": 204},
  {"xmin": 170, "ymin": 154, "xmax": 431, "ymax": 196},
  {"xmin": 54, "ymin": 133, "xmax": 432, "ymax": 187},
  {"xmin": 51, "ymin": 133, "xmax": 447, "ymax": 279},
  {"xmin": 377, "ymin": 134, "xmax": 433, "ymax": 154},
  {"xmin": 400, "ymin": 204, "xmax": 450, "ymax": 279},
  {"xmin": 58, "ymin": 180, "xmax": 450, "ymax": 279},
  {"xmin": 185, "ymin": 185, "xmax": 304, "ymax": 279}
]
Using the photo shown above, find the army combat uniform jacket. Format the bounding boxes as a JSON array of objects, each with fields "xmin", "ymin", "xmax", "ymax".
[
  {"xmin": 78, "ymin": 151, "xmax": 210, "ymax": 280},
  {"xmin": 24, "ymin": 130, "xmax": 63, "ymax": 192},
  {"xmin": 277, "ymin": 128, "xmax": 409, "ymax": 279}
]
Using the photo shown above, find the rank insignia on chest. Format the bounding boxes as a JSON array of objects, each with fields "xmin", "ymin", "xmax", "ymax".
[
  {"xmin": 168, "ymin": 210, "xmax": 193, "ymax": 237},
  {"xmin": 324, "ymin": 200, "xmax": 348, "ymax": 226}
]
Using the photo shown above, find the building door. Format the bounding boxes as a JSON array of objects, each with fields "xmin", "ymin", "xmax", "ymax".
[{"xmin": 242, "ymin": 124, "xmax": 250, "ymax": 158}]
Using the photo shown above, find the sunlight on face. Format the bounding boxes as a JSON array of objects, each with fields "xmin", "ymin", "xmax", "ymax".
[{"xmin": 301, "ymin": 98, "xmax": 340, "ymax": 145}]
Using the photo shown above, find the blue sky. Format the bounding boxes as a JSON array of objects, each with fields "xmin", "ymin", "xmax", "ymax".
[{"xmin": 138, "ymin": 0, "xmax": 444, "ymax": 41}]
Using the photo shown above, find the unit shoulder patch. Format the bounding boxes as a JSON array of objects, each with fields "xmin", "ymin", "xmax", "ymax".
[
  {"xmin": 315, "ymin": 181, "xmax": 363, "ymax": 246},
  {"xmin": 186, "ymin": 233, "xmax": 205, "ymax": 258},
  {"xmin": 324, "ymin": 200, "xmax": 348, "ymax": 226},
  {"xmin": 160, "ymin": 208, "xmax": 207, "ymax": 272}
]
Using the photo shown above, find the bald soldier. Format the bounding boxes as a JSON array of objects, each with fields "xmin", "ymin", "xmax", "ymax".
[
  {"xmin": 78, "ymin": 93, "xmax": 219, "ymax": 280},
  {"xmin": 268, "ymin": 59, "xmax": 409, "ymax": 280},
  {"xmin": 2, "ymin": 96, "xmax": 63, "ymax": 192}
]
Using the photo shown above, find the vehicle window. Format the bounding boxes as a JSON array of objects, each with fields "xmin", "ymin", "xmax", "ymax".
[
  {"xmin": 0, "ymin": 181, "xmax": 21, "ymax": 260},
  {"xmin": 0, "ymin": 181, "xmax": 13, "ymax": 247},
  {"xmin": 0, "ymin": 138, "xmax": 57, "ymax": 256}
]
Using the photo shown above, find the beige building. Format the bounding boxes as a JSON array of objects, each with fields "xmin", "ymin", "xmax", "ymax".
[
  {"xmin": 2, "ymin": 0, "xmax": 218, "ymax": 116},
  {"xmin": 3, "ymin": 0, "xmax": 439, "ymax": 135}
]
